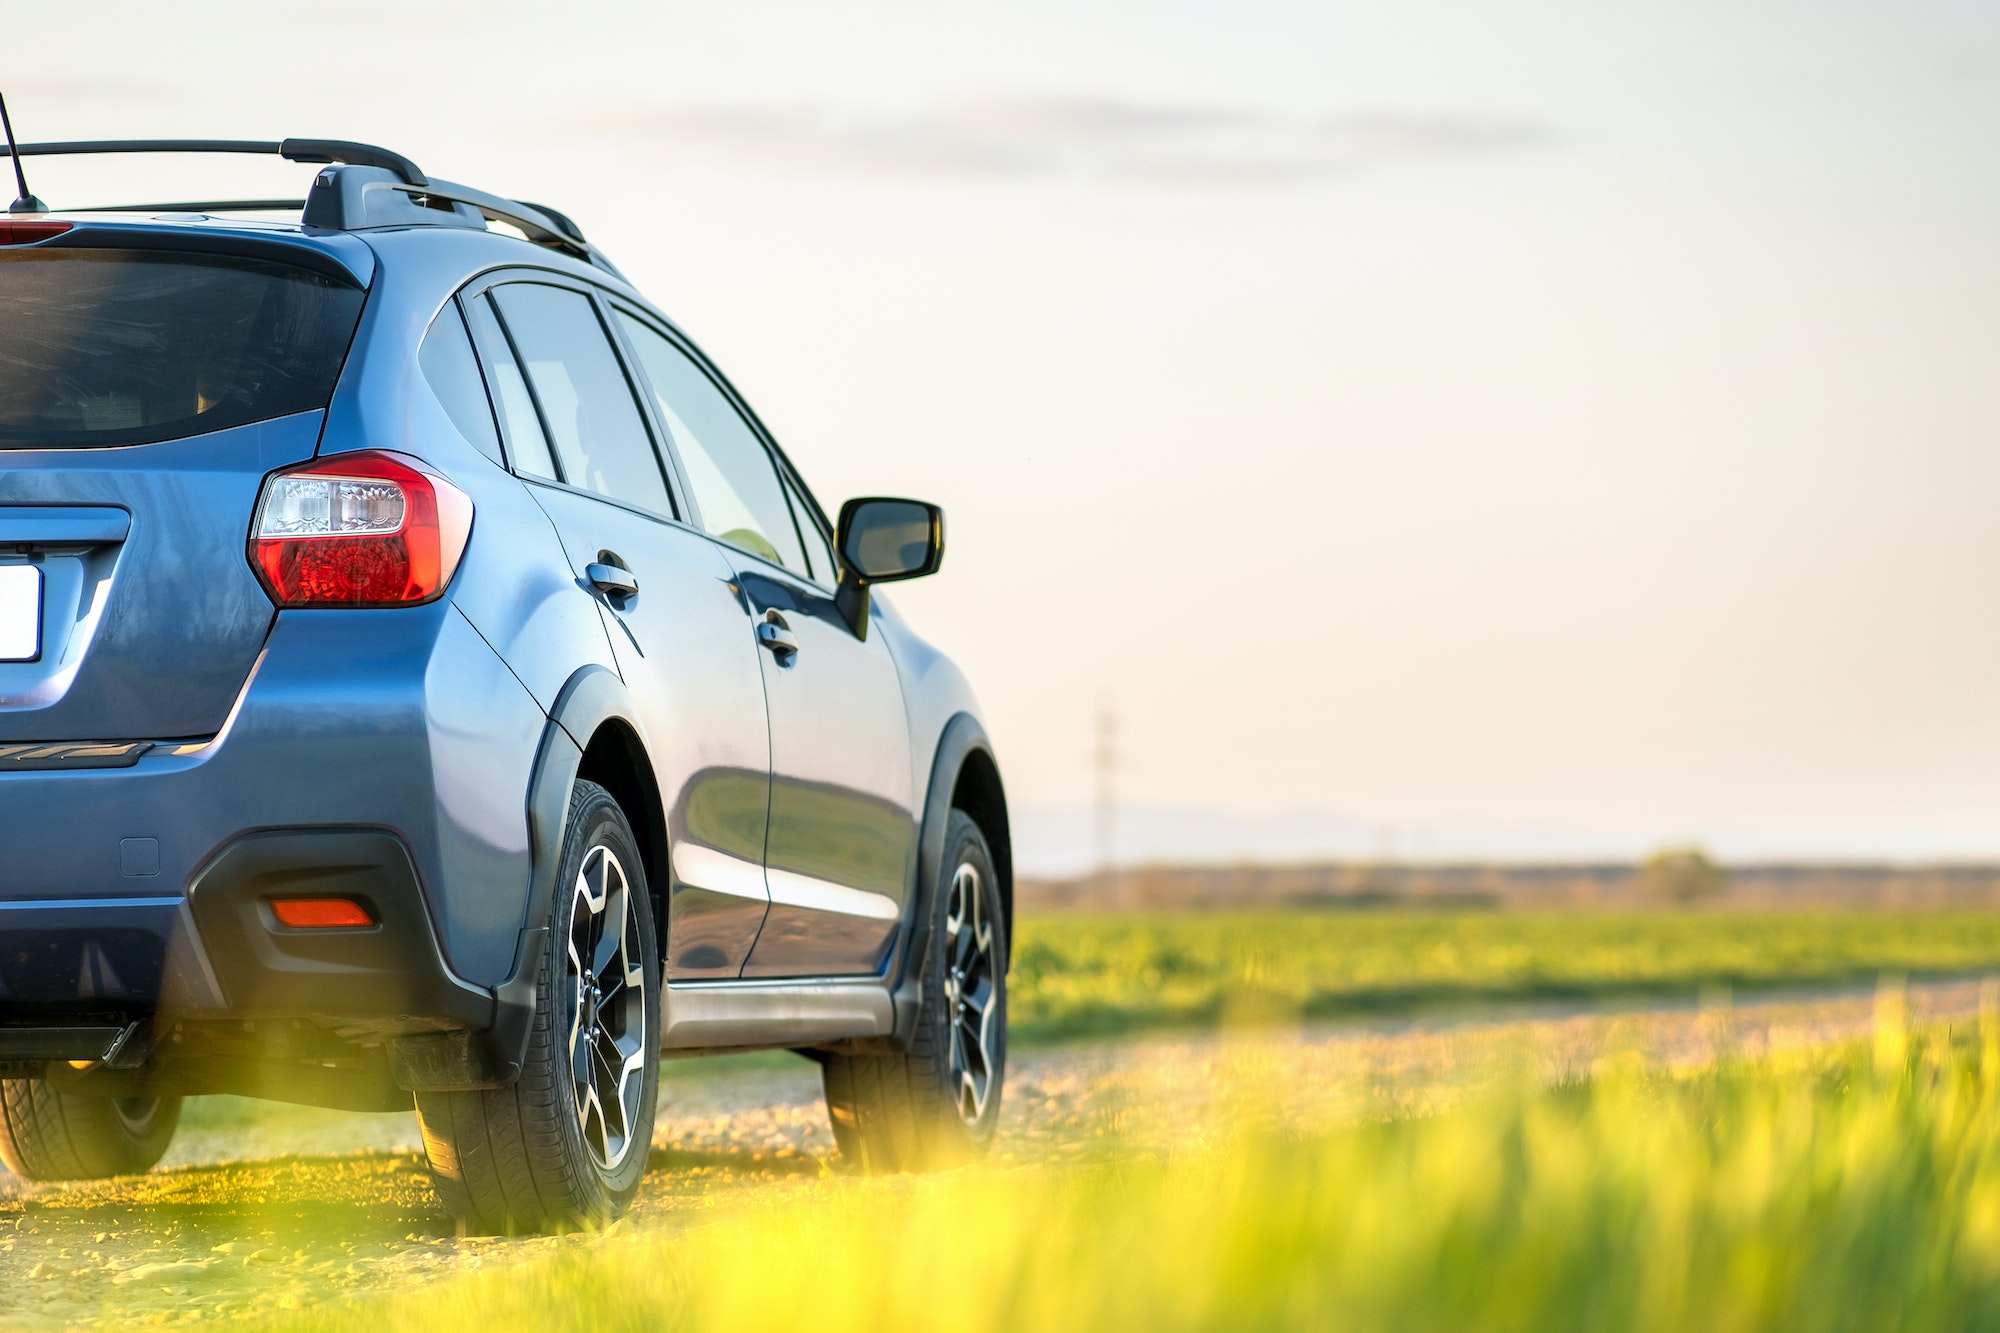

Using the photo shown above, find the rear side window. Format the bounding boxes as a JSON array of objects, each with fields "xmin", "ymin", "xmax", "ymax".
[
  {"xmin": 490, "ymin": 283, "xmax": 675, "ymax": 519},
  {"xmin": 0, "ymin": 249, "xmax": 365, "ymax": 449},
  {"xmin": 462, "ymin": 293, "xmax": 559, "ymax": 481},
  {"xmin": 418, "ymin": 300, "xmax": 505, "ymax": 467}
]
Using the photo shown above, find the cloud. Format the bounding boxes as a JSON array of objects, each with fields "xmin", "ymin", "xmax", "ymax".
[{"xmin": 589, "ymin": 97, "xmax": 1552, "ymax": 185}]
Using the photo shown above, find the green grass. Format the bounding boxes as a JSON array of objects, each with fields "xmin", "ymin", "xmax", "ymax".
[
  {"xmin": 1009, "ymin": 910, "xmax": 2000, "ymax": 1041},
  {"xmin": 269, "ymin": 1006, "xmax": 2000, "ymax": 1332}
]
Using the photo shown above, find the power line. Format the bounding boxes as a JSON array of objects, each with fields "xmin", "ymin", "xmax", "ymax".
[{"xmin": 1094, "ymin": 697, "xmax": 1117, "ymax": 884}]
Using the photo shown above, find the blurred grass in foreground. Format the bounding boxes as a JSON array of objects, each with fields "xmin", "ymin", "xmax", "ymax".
[
  {"xmin": 1010, "ymin": 910, "xmax": 2000, "ymax": 1041},
  {"xmin": 271, "ymin": 996, "xmax": 2000, "ymax": 1332}
]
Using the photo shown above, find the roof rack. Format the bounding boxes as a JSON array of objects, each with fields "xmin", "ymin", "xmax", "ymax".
[
  {"xmin": 78, "ymin": 199, "xmax": 306, "ymax": 214},
  {"xmin": 18, "ymin": 139, "xmax": 428, "ymax": 185},
  {"xmin": 12, "ymin": 139, "xmax": 616, "ymax": 272}
]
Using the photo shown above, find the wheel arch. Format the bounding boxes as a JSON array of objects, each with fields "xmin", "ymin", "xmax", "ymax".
[
  {"xmin": 948, "ymin": 746, "xmax": 1013, "ymax": 950},
  {"xmin": 889, "ymin": 712, "xmax": 1011, "ymax": 1046},
  {"xmin": 573, "ymin": 718, "xmax": 670, "ymax": 959},
  {"xmin": 494, "ymin": 664, "xmax": 671, "ymax": 1073}
]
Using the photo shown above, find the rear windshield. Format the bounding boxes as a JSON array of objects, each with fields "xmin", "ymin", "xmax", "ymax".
[{"xmin": 0, "ymin": 249, "xmax": 366, "ymax": 449}]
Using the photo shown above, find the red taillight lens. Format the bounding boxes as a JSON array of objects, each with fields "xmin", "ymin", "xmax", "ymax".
[
  {"xmin": 250, "ymin": 450, "xmax": 472, "ymax": 607},
  {"xmin": 0, "ymin": 219, "xmax": 73, "ymax": 245},
  {"xmin": 268, "ymin": 898, "xmax": 376, "ymax": 929}
]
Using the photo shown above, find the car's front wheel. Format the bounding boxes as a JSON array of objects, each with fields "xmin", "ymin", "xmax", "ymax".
[
  {"xmin": 416, "ymin": 780, "xmax": 660, "ymax": 1234},
  {"xmin": 820, "ymin": 809, "xmax": 1007, "ymax": 1171},
  {"xmin": 0, "ymin": 1082, "xmax": 181, "ymax": 1180}
]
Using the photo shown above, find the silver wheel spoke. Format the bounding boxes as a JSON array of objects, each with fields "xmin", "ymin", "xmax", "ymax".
[
  {"xmin": 942, "ymin": 858, "xmax": 999, "ymax": 1128},
  {"xmin": 562, "ymin": 837, "xmax": 649, "ymax": 1174}
]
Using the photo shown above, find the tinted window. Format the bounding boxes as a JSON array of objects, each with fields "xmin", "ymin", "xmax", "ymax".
[
  {"xmin": 463, "ymin": 293, "xmax": 558, "ymax": 481},
  {"xmin": 492, "ymin": 284, "xmax": 672, "ymax": 517},
  {"xmin": 787, "ymin": 475, "xmax": 838, "ymax": 584},
  {"xmin": 418, "ymin": 300, "xmax": 504, "ymax": 466},
  {"xmin": 613, "ymin": 311, "xmax": 805, "ymax": 571},
  {"xmin": 0, "ymin": 249, "xmax": 364, "ymax": 449}
]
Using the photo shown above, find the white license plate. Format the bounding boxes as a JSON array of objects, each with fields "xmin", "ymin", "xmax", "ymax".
[{"xmin": 0, "ymin": 565, "xmax": 43, "ymax": 662}]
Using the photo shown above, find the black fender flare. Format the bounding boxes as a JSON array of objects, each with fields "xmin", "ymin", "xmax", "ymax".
[
  {"xmin": 485, "ymin": 665, "xmax": 648, "ymax": 1078},
  {"xmin": 888, "ymin": 711, "xmax": 1010, "ymax": 1046}
]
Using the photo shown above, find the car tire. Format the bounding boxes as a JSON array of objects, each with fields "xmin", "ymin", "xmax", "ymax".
[
  {"xmin": 416, "ymin": 780, "xmax": 661, "ymax": 1234},
  {"xmin": 0, "ymin": 1082, "xmax": 181, "ymax": 1180},
  {"xmin": 820, "ymin": 809, "xmax": 1008, "ymax": 1172}
]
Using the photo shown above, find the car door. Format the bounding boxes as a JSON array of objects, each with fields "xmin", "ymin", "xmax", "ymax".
[
  {"xmin": 462, "ymin": 279, "xmax": 773, "ymax": 980},
  {"xmin": 610, "ymin": 308, "xmax": 918, "ymax": 978}
]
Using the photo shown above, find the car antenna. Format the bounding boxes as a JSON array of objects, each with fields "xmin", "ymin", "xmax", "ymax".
[{"xmin": 1, "ymin": 90, "xmax": 48, "ymax": 213}]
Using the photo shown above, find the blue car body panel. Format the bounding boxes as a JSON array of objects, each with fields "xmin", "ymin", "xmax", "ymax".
[{"xmin": 0, "ymin": 412, "xmax": 319, "ymax": 742}]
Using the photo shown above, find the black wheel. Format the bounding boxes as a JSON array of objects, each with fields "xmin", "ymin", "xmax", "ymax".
[
  {"xmin": 821, "ymin": 809, "xmax": 1007, "ymax": 1171},
  {"xmin": 0, "ymin": 1082, "xmax": 181, "ymax": 1180},
  {"xmin": 416, "ymin": 780, "xmax": 661, "ymax": 1234}
]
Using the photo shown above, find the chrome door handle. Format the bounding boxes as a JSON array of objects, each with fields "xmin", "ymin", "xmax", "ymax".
[
  {"xmin": 757, "ymin": 620, "xmax": 799, "ymax": 655},
  {"xmin": 586, "ymin": 562, "xmax": 637, "ymax": 596}
]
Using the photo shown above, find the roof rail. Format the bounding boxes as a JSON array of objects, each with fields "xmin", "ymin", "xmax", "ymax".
[
  {"xmin": 76, "ymin": 199, "xmax": 307, "ymax": 214},
  {"xmin": 12, "ymin": 139, "xmax": 618, "ymax": 272},
  {"xmin": 17, "ymin": 139, "xmax": 427, "ymax": 186}
]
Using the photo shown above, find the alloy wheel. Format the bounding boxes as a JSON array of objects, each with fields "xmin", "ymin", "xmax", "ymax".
[
  {"xmin": 943, "ymin": 860, "xmax": 999, "ymax": 1126},
  {"xmin": 565, "ymin": 843, "xmax": 649, "ymax": 1171}
]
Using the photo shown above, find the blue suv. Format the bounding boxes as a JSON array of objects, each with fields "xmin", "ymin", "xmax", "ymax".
[{"xmin": 0, "ymin": 136, "xmax": 1011, "ymax": 1233}]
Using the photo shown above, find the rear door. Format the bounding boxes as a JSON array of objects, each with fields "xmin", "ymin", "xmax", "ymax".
[
  {"xmin": 610, "ymin": 310, "xmax": 917, "ymax": 978},
  {"xmin": 0, "ymin": 239, "xmax": 367, "ymax": 744},
  {"xmin": 462, "ymin": 278, "xmax": 773, "ymax": 980}
]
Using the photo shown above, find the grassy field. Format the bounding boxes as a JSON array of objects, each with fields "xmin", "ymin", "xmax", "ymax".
[
  {"xmin": 1009, "ymin": 909, "xmax": 2000, "ymax": 1040},
  {"xmin": 265, "ymin": 998, "xmax": 2000, "ymax": 1332},
  {"xmin": 19, "ymin": 911, "xmax": 2000, "ymax": 1328}
]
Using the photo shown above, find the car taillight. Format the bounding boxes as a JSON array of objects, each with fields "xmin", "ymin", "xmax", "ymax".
[
  {"xmin": 0, "ymin": 219, "xmax": 72, "ymax": 245},
  {"xmin": 250, "ymin": 450, "xmax": 472, "ymax": 607}
]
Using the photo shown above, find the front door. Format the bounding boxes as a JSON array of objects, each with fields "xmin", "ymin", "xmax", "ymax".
[
  {"xmin": 464, "ymin": 281, "xmax": 773, "ymax": 980},
  {"xmin": 607, "ymin": 310, "xmax": 918, "ymax": 977},
  {"xmin": 732, "ymin": 557, "xmax": 915, "ymax": 976}
]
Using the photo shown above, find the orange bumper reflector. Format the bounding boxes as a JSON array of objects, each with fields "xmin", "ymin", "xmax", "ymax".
[{"xmin": 269, "ymin": 897, "xmax": 375, "ymax": 929}]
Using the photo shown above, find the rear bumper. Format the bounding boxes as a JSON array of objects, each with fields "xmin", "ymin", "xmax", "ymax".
[
  {"xmin": 0, "ymin": 601, "xmax": 550, "ymax": 1097},
  {"xmin": 185, "ymin": 829, "xmax": 494, "ymax": 1028},
  {"xmin": 0, "ymin": 832, "xmax": 490, "ymax": 1024},
  {"xmin": 0, "ymin": 829, "xmax": 522, "ymax": 1098}
]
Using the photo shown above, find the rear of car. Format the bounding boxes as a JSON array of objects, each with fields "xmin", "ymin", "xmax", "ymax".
[{"xmin": 0, "ymin": 223, "xmax": 537, "ymax": 1119}]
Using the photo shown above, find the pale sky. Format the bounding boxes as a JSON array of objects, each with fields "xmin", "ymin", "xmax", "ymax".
[{"xmin": 12, "ymin": 1, "xmax": 2000, "ymax": 871}]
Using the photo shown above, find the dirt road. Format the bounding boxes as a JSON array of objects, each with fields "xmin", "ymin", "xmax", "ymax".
[{"xmin": 0, "ymin": 977, "xmax": 1986, "ymax": 1329}]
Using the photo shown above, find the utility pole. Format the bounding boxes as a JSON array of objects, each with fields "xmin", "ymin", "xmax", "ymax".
[{"xmin": 1094, "ymin": 698, "xmax": 1116, "ymax": 897}]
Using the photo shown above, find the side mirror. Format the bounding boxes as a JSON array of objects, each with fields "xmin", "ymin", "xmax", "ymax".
[{"xmin": 833, "ymin": 497, "xmax": 944, "ymax": 638}]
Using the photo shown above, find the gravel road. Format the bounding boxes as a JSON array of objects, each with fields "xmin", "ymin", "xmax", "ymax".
[{"xmin": 0, "ymin": 976, "xmax": 1988, "ymax": 1328}]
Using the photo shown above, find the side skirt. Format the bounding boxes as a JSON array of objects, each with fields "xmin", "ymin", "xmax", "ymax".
[{"xmin": 661, "ymin": 977, "xmax": 893, "ymax": 1051}]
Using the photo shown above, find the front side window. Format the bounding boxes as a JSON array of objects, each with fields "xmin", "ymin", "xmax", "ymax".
[
  {"xmin": 0, "ymin": 249, "xmax": 365, "ymax": 449},
  {"xmin": 786, "ymin": 474, "xmax": 838, "ymax": 584},
  {"xmin": 491, "ymin": 284, "xmax": 673, "ymax": 518},
  {"xmin": 613, "ymin": 310, "xmax": 806, "ymax": 573}
]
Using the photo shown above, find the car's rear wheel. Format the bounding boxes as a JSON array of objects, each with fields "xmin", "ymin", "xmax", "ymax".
[
  {"xmin": 0, "ymin": 1082, "xmax": 181, "ymax": 1180},
  {"xmin": 416, "ymin": 780, "xmax": 660, "ymax": 1234},
  {"xmin": 820, "ymin": 809, "xmax": 1007, "ymax": 1171}
]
